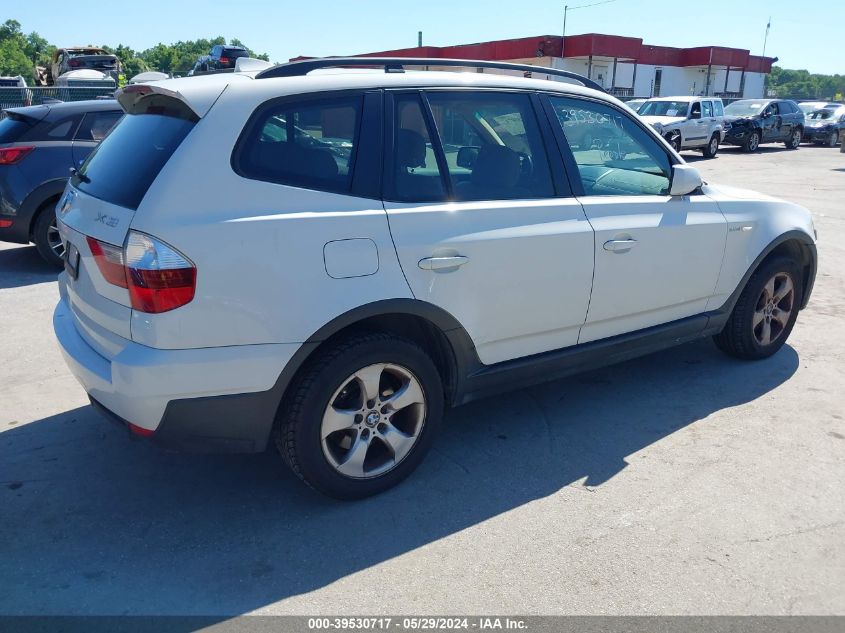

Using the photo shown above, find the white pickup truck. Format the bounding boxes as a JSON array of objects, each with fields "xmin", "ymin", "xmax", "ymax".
[{"xmin": 639, "ymin": 96, "xmax": 726, "ymax": 158}]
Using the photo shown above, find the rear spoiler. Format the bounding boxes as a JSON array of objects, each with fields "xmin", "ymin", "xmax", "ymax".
[{"xmin": 116, "ymin": 80, "xmax": 229, "ymax": 119}]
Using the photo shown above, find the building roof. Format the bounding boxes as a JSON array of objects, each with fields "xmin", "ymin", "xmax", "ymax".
[{"xmin": 297, "ymin": 34, "xmax": 775, "ymax": 73}]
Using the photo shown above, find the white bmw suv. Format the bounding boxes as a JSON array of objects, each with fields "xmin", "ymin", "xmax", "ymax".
[{"xmin": 53, "ymin": 58, "xmax": 817, "ymax": 499}]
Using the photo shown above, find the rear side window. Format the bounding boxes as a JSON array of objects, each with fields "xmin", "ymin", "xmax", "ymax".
[
  {"xmin": 235, "ymin": 95, "xmax": 362, "ymax": 194},
  {"xmin": 714, "ymin": 101, "xmax": 724, "ymax": 116},
  {"xmin": 702, "ymin": 101, "xmax": 713, "ymax": 118},
  {"xmin": 425, "ymin": 91, "xmax": 555, "ymax": 202},
  {"xmin": 75, "ymin": 111, "xmax": 123, "ymax": 141},
  {"xmin": 73, "ymin": 113, "xmax": 194, "ymax": 210},
  {"xmin": 390, "ymin": 94, "xmax": 446, "ymax": 202}
]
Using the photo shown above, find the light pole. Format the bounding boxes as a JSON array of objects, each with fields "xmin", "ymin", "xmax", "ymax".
[{"xmin": 561, "ymin": 0, "xmax": 620, "ymax": 61}]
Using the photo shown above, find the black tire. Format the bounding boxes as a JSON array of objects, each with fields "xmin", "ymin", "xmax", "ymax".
[
  {"xmin": 785, "ymin": 128, "xmax": 802, "ymax": 149},
  {"xmin": 666, "ymin": 132, "xmax": 682, "ymax": 153},
  {"xmin": 742, "ymin": 130, "xmax": 760, "ymax": 152},
  {"xmin": 713, "ymin": 256, "xmax": 803, "ymax": 360},
  {"xmin": 702, "ymin": 133, "xmax": 719, "ymax": 158},
  {"xmin": 274, "ymin": 332, "xmax": 444, "ymax": 499},
  {"xmin": 828, "ymin": 131, "xmax": 839, "ymax": 148},
  {"xmin": 32, "ymin": 202, "xmax": 64, "ymax": 269}
]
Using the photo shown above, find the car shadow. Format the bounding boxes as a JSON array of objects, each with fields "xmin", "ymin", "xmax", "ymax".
[
  {"xmin": 0, "ymin": 339, "xmax": 799, "ymax": 616},
  {"xmin": 0, "ymin": 245, "xmax": 60, "ymax": 289}
]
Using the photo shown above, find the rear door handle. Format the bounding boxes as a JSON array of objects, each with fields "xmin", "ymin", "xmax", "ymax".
[
  {"xmin": 603, "ymin": 239, "xmax": 637, "ymax": 253},
  {"xmin": 418, "ymin": 255, "xmax": 469, "ymax": 271}
]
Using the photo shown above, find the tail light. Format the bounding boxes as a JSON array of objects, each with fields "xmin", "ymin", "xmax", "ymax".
[
  {"xmin": 0, "ymin": 146, "xmax": 34, "ymax": 165},
  {"xmin": 87, "ymin": 236, "xmax": 127, "ymax": 287},
  {"xmin": 87, "ymin": 231, "xmax": 196, "ymax": 313},
  {"xmin": 219, "ymin": 57, "xmax": 229, "ymax": 65}
]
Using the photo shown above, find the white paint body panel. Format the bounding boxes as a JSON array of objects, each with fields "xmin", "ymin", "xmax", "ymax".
[
  {"xmin": 701, "ymin": 183, "xmax": 816, "ymax": 310},
  {"xmin": 578, "ymin": 193, "xmax": 727, "ymax": 343},
  {"xmin": 52, "ymin": 67, "xmax": 816, "ymax": 429},
  {"xmin": 384, "ymin": 198, "xmax": 594, "ymax": 365}
]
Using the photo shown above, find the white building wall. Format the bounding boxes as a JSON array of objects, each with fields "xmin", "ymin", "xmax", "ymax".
[
  {"xmin": 743, "ymin": 73, "xmax": 766, "ymax": 98},
  {"xmin": 482, "ymin": 56, "xmax": 768, "ymax": 99}
]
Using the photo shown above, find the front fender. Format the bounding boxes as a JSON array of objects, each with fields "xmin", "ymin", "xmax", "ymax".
[{"xmin": 703, "ymin": 183, "xmax": 816, "ymax": 312}]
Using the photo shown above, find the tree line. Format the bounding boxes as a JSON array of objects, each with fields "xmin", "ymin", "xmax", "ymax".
[{"xmin": 0, "ymin": 19, "xmax": 270, "ymax": 82}]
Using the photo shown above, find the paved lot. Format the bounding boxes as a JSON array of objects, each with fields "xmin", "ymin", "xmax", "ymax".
[{"xmin": 1, "ymin": 144, "xmax": 843, "ymax": 616}]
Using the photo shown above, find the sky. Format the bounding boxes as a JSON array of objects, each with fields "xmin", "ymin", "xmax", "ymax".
[{"xmin": 6, "ymin": 0, "xmax": 845, "ymax": 75}]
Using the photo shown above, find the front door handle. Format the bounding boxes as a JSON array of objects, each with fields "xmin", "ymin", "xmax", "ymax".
[
  {"xmin": 603, "ymin": 239, "xmax": 637, "ymax": 253},
  {"xmin": 418, "ymin": 255, "xmax": 469, "ymax": 271}
]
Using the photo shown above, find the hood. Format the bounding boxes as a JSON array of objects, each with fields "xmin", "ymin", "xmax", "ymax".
[
  {"xmin": 640, "ymin": 115, "xmax": 686, "ymax": 126},
  {"xmin": 723, "ymin": 115, "xmax": 757, "ymax": 124}
]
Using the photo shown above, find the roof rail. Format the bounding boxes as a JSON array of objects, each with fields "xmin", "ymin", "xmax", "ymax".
[{"xmin": 255, "ymin": 57, "xmax": 606, "ymax": 92}]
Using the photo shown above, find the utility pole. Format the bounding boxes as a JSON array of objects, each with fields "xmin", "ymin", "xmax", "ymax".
[{"xmin": 762, "ymin": 17, "xmax": 771, "ymax": 57}]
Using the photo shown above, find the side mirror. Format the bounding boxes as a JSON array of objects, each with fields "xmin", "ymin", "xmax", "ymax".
[
  {"xmin": 669, "ymin": 164, "xmax": 702, "ymax": 196},
  {"xmin": 456, "ymin": 146, "xmax": 480, "ymax": 169},
  {"xmin": 762, "ymin": 110, "xmax": 772, "ymax": 119}
]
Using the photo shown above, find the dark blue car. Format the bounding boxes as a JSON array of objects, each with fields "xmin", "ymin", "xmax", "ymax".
[{"xmin": 0, "ymin": 100, "xmax": 122, "ymax": 267}]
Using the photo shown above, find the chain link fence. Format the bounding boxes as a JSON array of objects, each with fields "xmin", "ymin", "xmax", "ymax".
[{"xmin": 0, "ymin": 85, "xmax": 117, "ymax": 117}]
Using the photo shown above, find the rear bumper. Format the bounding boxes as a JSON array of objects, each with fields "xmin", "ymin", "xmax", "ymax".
[
  {"xmin": 53, "ymin": 294, "xmax": 301, "ymax": 453},
  {"xmin": 0, "ymin": 217, "xmax": 30, "ymax": 244},
  {"xmin": 802, "ymin": 128, "xmax": 835, "ymax": 141}
]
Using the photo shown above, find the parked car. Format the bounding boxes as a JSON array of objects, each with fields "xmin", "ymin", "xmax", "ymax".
[
  {"xmin": 53, "ymin": 59, "xmax": 817, "ymax": 499},
  {"xmin": 798, "ymin": 101, "xmax": 840, "ymax": 115},
  {"xmin": 624, "ymin": 98, "xmax": 645, "ymax": 113},
  {"xmin": 722, "ymin": 99, "xmax": 804, "ymax": 151},
  {"xmin": 638, "ymin": 96, "xmax": 726, "ymax": 158},
  {"xmin": 48, "ymin": 47, "xmax": 121, "ymax": 85},
  {"xmin": 0, "ymin": 100, "xmax": 123, "ymax": 267},
  {"xmin": 191, "ymin": 45, "xmax": 249, "ymax": 73},
  {"xmin": 0, "ymin": 75, "xmax": 32, "ymax": 109},
  {"xmin": 801, "ymin": 106, "xmax": 845, "ymax": 147}
]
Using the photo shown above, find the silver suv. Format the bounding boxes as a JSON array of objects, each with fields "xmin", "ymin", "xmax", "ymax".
[{"xmin": 639, "ymin": 96, "xmax": 726, "ymax": 158}]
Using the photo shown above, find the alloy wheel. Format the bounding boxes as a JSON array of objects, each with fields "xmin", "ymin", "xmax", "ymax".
[
  {"xmin": 320, "ymin": 363, "xmax": 426, "ymax": 479},
  {"xmin": 792, "ymin": 130, "xmax": 801, "ymax": 148},
  {"xmin": 748, "ymin": 133, "xmax": 759, "ymax": 151},
  {"xmin": 753, "ymin": 273, "xmax": 795, "ymax": 346},
  {"xmin": 708, "ymin": 137, "xmax": 718, "ymax": 156},
  {"xmin": 829, "ymin": 131, "xmax": 839, "ymax": 148},
  {"xmin": 47, "ymin": 218, "xmax": 65, "ymax": 259}
]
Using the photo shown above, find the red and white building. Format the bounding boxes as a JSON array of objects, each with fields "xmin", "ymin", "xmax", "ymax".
[{"xmin": 309, "ymin": 34, "xmax": 774, "ymax": 100}]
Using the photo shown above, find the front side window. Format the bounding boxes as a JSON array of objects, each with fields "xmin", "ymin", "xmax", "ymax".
[
  {"xmin": 425, "ymin": 91, "xmax": 554, "ymax": 201},
  {"xmin": 236, "ymin": 96, "xmax": 361, "ymax": 194},
  {"xmin": 549, "ymin": 96, "xmax": 671, "ymax": 197}
]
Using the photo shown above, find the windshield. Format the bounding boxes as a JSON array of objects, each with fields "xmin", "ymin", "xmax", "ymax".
[
  {"xmin": 638, "ymin": 100, "xmax": 690, "ymax": 117},
  {"xmin": 724, "ymin": 101, "xmax": 766, "ymax": 117},
  {"xmin": 808, "ymin": 109, "xmax": 833, "ymax": 120}
]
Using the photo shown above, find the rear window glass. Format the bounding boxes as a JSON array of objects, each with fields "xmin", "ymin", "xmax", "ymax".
[
  {"xmin": 224, "ymin": 48, "xmax": 248, "ymax": 58},
  {"xmin": 0, "ymin": 115, "xmax": 32, "ymax": 143},
  {"xmin": 73, "ymin": 113, "xmax": 194, "ymax": 210},
  {"xmin": 235, "ymin": 95, "xmax": 362, "ymax": 194}
]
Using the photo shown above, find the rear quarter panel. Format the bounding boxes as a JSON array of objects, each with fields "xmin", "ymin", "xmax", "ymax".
[{"xmin": 128, "ymin": 85, "xmax": 413, "ymax": 350}]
